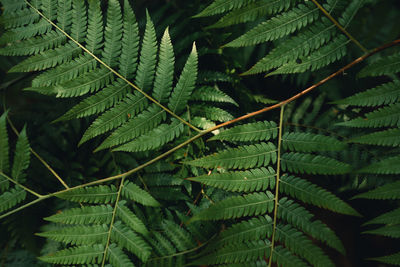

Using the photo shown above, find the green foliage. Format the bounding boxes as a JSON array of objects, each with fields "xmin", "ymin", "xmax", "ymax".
[{"xmin": 0, "ymin": 0, "xmax": 400, "ymax": 266}]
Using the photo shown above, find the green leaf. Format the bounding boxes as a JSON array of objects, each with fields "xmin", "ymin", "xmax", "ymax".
[
  {"xmin": 111, "ymin": 221, "xmax": 151, "ymax": 262},
  {"xmin": 354, "ymin": 181, "xmax": 400, "ymax": 200},
  {"xmin": 349, "ymin": 128, "xmax": 400, "ymax": 147},
  {"xmin": 122, "ymin": 182, "xmax": 160, "ymax": 207},
  {"xmin": 282, "ymin": 132, "xmax": 346, "ymax": 152},
  {"xmin": 193, "ymin": 0, "xmax": 256, "ymax": 18},
  {"xmin": 358, "ymin": 156, "xmax": 400, "ymax": 174},
  {"xmin": 189, "ymin": 191, "xmax": 274, "ymax": 222},
  {"xmin": 280, "ymin": 175, "xmax": 360, "ymax": 216},
  {"xmin": 369, "ymin": 252, "xmax": 400, "ymax": 266},
  {"xmin": 0, "ymin": 187, "xmax": 27, "ymax": 213},
  {"xmin": 365, "ymin": 208, "xmax": 400, "ymax": 225},
  {"xmin": 224, "ymin": 2, "xmax": 319, "ymax": 47},
  {"xmin": 364, "ymin": 225, "xmax": 400, "ymax": 238},
  {"xmin": 188, "ymin": 167, "xmax": 276, "ymax": 193},
  {"xmin": 116, "ymin": 201, "xmax": 149, "ymax": 235},
  {"xmin": 135, "ymin": 11, "xmax": 157, "ymax": 92},
  {"xmin": 12, "ymin": 126, "xmax": 30, "ymax": 182},
  {"xmin": 0, "ymin": 112, "xmax": 10, "ymax": 176},
  {"xmin": 37, "ymin": 224, "xmax": 109, "ymax": 246},
  {"xmin": 44, "ymin": 205, "xmax": 113, "ymax": 225},
  {"xmin": 209, "ymin": 121, "xmax": 278, "ymax": 142},
  {"xmin": 359, "ymin": 52, "xmax": 400, "ymax": 77},
  {"xmin": 168, "ymin": 42, "xmax": 198, "ymax": 114},
  {"xmin": 334, "ymin": 80, "xmax": 400, "ymax": 107},
  {"xmin": 186, "ymin": 142, "xmax": 277, "ymax": 170},
  {"xmin": 39, "ymin": 244, "xmax": 104, "ymax": 265},
  {"xmin": 153, "ymin": 28, "xmax": 174, "ymax": 104},
  {"xmin": 281, "ymin": 152, "xmax": 351, "ymax": 175},
  {"xmin": 107, "ymin": 243, "xmax": 135, "ymax": 267},
  {"xmin": 56, "ymin": 185, "xmax": 118, "ymax": 204}
]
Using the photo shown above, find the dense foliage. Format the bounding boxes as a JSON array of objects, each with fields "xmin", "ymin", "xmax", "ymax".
[{"xmin": 0, "ymin": 0, "xmax": 399, "ymax": 266}]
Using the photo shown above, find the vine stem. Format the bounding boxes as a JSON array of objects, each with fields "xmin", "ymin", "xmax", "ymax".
[
  {"xmin": 268, "ymin": 105, "xmax": 284, "ymax": 267},
  {"xmin": 101, "ymin": 176, "xmax": 126, "ymax": 267},
  {"xmin": 1, "ymin": 38, "xmax": 399, "ymax": 219},
  {"xmin": 24, "ymin": 0, "xmax": 201, "ymax": 133},
  {"xmin": 310, "ymin": 0, "xmax": 368, "ymax": 53}
]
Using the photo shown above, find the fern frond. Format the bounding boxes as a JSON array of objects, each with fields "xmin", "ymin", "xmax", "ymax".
[
  {"xmin": 349, "ymin": 128, "xmax": 400, "ymax": 147},
  {"xmin": 114, "ymin": 119, "xmax": 184, "ymax": 152},
  {"xmin": 189, "ymin": 191, "xmax": 274, "ymax": 222},
  {"xmin": 107, "ymin": 243, "xmax": 135, "ymax": 267},
  {"xmin": 116, "ymin": 201, "xmax": 149, "ymax": 235},
  {"xmin": 191, "ymin": 104, "xmax": 234, "ymax": 122},
  {"xmin": 191, "ymin": 86, "xmax": 238, "ymax": 106},
  {"xmin": 224, "ymin": 2, "xmax": 319, "ymax": 48},
  {"xmin": 39, "ymin": 244, "xmax": 104, "ymax": 265},
  {"xmin": 192, "ymin": 239, "xmax": 271, "ymax": 265},
  {"xmin": 278, "ymin": 198, "xmax": 345, "ymax": 253},
  {"xmin": 161, "ymin": 220, "xmax": 196, "ymax": 251},
  {"xmin": 186, "ymin": 142, "xmax": 277, "ymax": 169},
  {"xmin": 96, "ymin": 105, "xmax": 166, "ymax": 151},
  {"xmin": 11, "ymin": 126, "xmax": 30, "ymax": 182},
  {"xmin": 168, "ymin": 42, "xmax": 198, "ymax": 114},
  {"xmin": 282, "ymin": 132, "xmax": 346, "ymax": 152},
  {"xmin": 37, "ymin": 224, "xmax": 108, "ymax": 245},
  {"xmin": 209, "ymin": 121, "xmax": 278, "ymax": 142},
  {"xmin": 0, "ymin": 112, "xmax": 10, "ymax": 175},
  {"xmin": 267, "ymin": 36, "xmax": 349, "ymax": 76},
  {"xmin": 369, "ymin": 252, "xmax": 400, "ymax": 266},
  {"xmin": 275, "ymin": 223, "xmax": 334, "ymax": 267},
  {"xmin": 208, "ymin": 0, "xmax": 297, "ymax": 29},
  {"xmin": 153, "ymin": 28, "xmax": 174, "ymax": 104},
  {"xmin": 354, "ymin": 181, "xmax": 400, "ymax": 200},
  {"xmin": 358, "ymin": 156, "xmax": 400, "ymax": 174},
  {"xmin": 135, "ymin": 11, "xmax": 157, "ymax": 92},
  {"xmin": 193, "ymin": 0, "xmax": 256, "ymax": 18},
  {"xmin": 281, "ymin": 152, "xmax": 351, "ymax": 174},
  {"xmin": 121, "ymin": 182, "xmax": 160, "ymax": 207},
  {"xmin": 358, "ymin": 52, "xmax": 400, "ymax": 78},
  {"xmin": 0, "ymin": 7, "xmax": 39, "ymax": 30},
  {"xmin": 338, "ymin": 103, "xmax": 400, "ymax": 128},
  {"xmin": 0, "ymin": 187, "xmax": 27, "ymax": 213},
  {"xmin": 280, "ymin": 175, "xmax": 359, "ymax": 215},
  {"xmin": 111, "ymin": 221, "xmax": 151, "ymax": 262},
  {"xmin": 364, "ymin": 225, "xmax": 400, "ymax": 238},
  {"xmin": 79, "ymin": 92, "xmax": 148, "ymax": 145},
  {"xmin": 334, "ymin": 81, "xmax": 400, "ymax": 107},
  {"xmin": 188, "ymin": 167, "xmax": 276, "ymax": 193},
  {"xmin": 244, "ymin": 18, "xmax": 336, "ymax": 75},
  {"xmin": 365, "ymin": 207, "xmax": 400, "ymax": 225},
  {"xmin": 56, "ymin": 185, "xmax": 118, "ymax": 204},
  {"xmin": 44, "ymin": 205, "xmax": 113, "ymax": 225}
]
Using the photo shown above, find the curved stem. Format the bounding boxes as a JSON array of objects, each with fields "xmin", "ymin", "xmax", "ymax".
[
  {"xmin": 24, "ymin": 0, "xmax": 201, "ymax": 133},
  {"xmin": 268, "ymin": 105, "xmax": 285, "ymax": 267}
]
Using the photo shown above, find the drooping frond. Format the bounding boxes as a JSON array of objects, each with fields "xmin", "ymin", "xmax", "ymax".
[
  {"xmin": 121, "ymin": 181, "xmax": 160, "ymax": 207},
  {"xmin": 0, "ymin": 187, "xmax": 27, "ymax": 213},
  {"xmin": 191, "ymin": 86, "xmax": 238, "ymax": 106},
  {"xmin": 0, "ymin": 112, "xmax": 10, "ymax": 177},
  {"xmin": 11, "ymin": 126, "xmax": 31, "ymax": 182}
]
